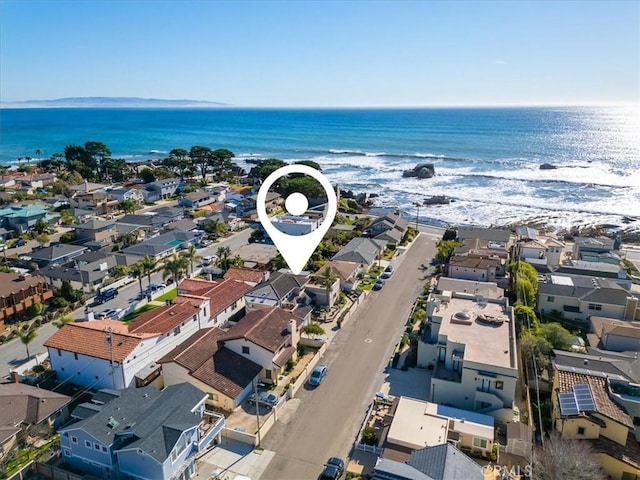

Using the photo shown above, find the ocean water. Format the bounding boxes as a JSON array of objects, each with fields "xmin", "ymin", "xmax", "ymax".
[{"xmin": 1, "ymin": 107, "xmax": 638, "ymax": 232}]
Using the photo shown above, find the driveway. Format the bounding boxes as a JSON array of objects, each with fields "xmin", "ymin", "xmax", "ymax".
[{"xmin": 259, "ymin": 234, "xmax": 437, "ymax": 480}]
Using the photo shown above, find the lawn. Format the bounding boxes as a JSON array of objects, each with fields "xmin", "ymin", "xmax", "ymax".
[
  {"xmin": 155, "ymin": 287, "xmax": 177, "ymax": 302},
  {"xmin": 123, "ymin": 303, "xmax": 158, "ymax": 322}
]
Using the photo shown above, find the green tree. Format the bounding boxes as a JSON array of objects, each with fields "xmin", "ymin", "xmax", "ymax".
[
  {"xmin": 60, "ymin": 210, "xmax": 75, "ymax": 225},
  {"xmin": 26, "ymin": 302, "xmax": 44, "ymax": 319},
  {"xmin": 513, "ymin": 303, "xmax": 539, "ymax": 332},
  {"xmin": 436, "ymin": 239, "xmax": 462, "ymax": 262},
  {"xmin": 250, "ymin": 158, "xmax": 288, "ymax": 182},
  {"xmin": 189, "ymin": 145, "xmax": 214, "ymax": 179},
  {"xmin": 516, "ymin": 276, "xmax": 537, "ymax": 309},
  {"xmin": 84, "ymin": 141, "xmax": 111, "ymax": 181},
  {"xmin": 162, "ymin": 256, "xmax": 189, "ymax": 284},
  {"xmin": 210, "ymin": 148, "xmax": 236, "ymax": 180},
  {"xmin": 140, "ymin": 255, "xmax": 158, "ymax": 290},
  {"xmin": 60, "ymin": 231, "xmax": 76, "ymax": 243},
  {"xmin": 34, "ymin": 233, "xmax": 50, "ymax": 248},
  {"xmin": 52, "ymin": 316, "xmax": 74, "ymax": 329},
  {"xmin": 32, "ymin": 218, "xmax": 49, "ymax": 235},
  {"xmin": 17, "ymin": 328, "xmax": 37, "ymax": 360},
  {"xmin": 318, "ymin": 266, "xmax": 338, "ymax": 310},
  {"xmin": 181, "ymin": 244, "xmax": 201, "ymax": 277},
  {"xmin": 216, "ymin": 246, "xmax": 231, "ymax": 270},
  {"xmin": 280, "ymin": 176, "xmax": 325, "ymax": 199},
  {"xmin": 540, "ymin": 322, "xmax": 574, "ymax": 350},
  {"xmin": 111, "ymin": 264, "xmax": 130, "ymax": 278},
  {"xmin": 203, "ymin": 218, "xmax": 228, "ymax": 237},
  {"xmin": 139, "ymin": 168, "xmax": 156, "ymax": 183},
  {"xmin": 119, "ymin": 199, "xmax": 139, "ymax": 214},
  {"xmin": 442, "ymin": 228, "xmax": 457, "ymax": 241},
  {"xmin": 294, "ymin": 160, "xmax": 321, "ymax": 171},
  {"xmin": 302, "ymin": 323, "xmax": 325, "ymax": 338},
  {"xmin": 520, "ymin": 329, "xmax": 552, "ymax": 373},
  {"xmin": 59, "ymin": 280, "xmax": 83, "ymax": 302}
]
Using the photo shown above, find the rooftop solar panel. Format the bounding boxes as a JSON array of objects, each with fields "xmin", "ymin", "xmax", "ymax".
[
  {"xmin": 559, "ymin": 392, "xmax": 579, "ymax": 416},
  {"xmin": 573, "ymin": 384, "xmax": 596, "ymax": 412}
]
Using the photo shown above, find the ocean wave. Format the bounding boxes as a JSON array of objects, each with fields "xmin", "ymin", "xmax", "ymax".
[{"xmin": 148, "ymin": 149, "xmax": 168, "ymax": 155}]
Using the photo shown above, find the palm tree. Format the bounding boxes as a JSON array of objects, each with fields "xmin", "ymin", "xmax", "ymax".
[
  {"xmin": 181, "ymin": 244, "xmax": 201, "ymax": 277},
  {"xmin": 129, "ymin": 262, "xmax": 145, "ymax": 298},
  {"xmin": 35, "ymin": 148, "xmax": 43, "ymax": 170},
  {"xmin": 52, "ymin": 316, "xmax": 73, "ymax": 329},
  {"xmin": 140, "ymin": 255, "xmax": 158, "ymax": 290},
  {"xmin": 162, "ymin": 256, "xmax": 188, "ymax": 285},
  {"xmin": 216, "ymin": 246, "xmax": 231, "ymax": 271},
  {"xmin": 318, "ymin": 266, "xmax": 338, "ymax": 320},
  {"xmin": 17, "ymin": 328, "xmax": 37, "ymax": 360}
]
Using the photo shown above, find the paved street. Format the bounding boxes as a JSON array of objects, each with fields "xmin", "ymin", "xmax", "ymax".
[
  {"xmin": 259, "ymin": 234, "xmax": 437, "ymax": 480},
  {"xmin": 0, "ymin": 228, "xmax": 253, "ymax": 379}
]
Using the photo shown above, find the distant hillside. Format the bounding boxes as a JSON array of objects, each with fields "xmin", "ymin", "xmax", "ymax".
[{"xmin": 0, "ymin": 96, "xmax": 229, "ymax": 108}]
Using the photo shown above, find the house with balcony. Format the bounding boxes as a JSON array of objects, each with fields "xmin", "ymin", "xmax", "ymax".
[
  {"xmin": 447, "ymin": 255, "xmax": 503, "ymax": 284},
  {"xmin": 144, "ymin": 177, "xmax": 182, "ymax": 201},
  {"xmin": 317, "ymin": 260, "xmax": 361, "ymax": 292},
  {"xmin": 0, "ymin": 204, "xmax": 50, "ymax": 235},
  {"xmin": 107, "ymin": 186, "xmax": 145, "ymax": 204},
  {"xmin": 538, "ymin": 274, "xmax": 639, "ymax": 322},
  {"xmin": 552, "ymin": 366, "xmax": 640, "ymax": 480},
  {"xmin": 417, "ymin": 292, "xmax": 518, "ymax": 422},
  {"xmin": 573, "ymin": 236, "xmax": 620, "ymax": 263},
  {"xmin": 218, "ymin": 306, "xmax": 311, "ymax": 385},
  {"xmin": 237, "ymin": 192, "xmax": 282, "ymax": 216},
  {"xmin": 158, "ymin": 327, "xmax": 263, "ymax": 412},
  {"xmin": 177, "ymin": 278, "xmax": 252, "ymax": 326},
  {"xmin": 45, "ymin": 297, "xmax": 209, "ymax": 390},
  {"xmin": 179, "ymin": 190, "xmax": 217, "ymax": 209},
  {"xmin": 0, "ymin": 272, "xmax": 53, "ymax": 332},
  {"xmin": 70, "ymin": 191, "xmax": 119, "ymax": 215},
  {"xmin": 515, "ymin": 229, "xmax": 565, "ymax": 269},
  {"xmin": 366, "ymin": 211, "xmax": 408, "ymax": 244},
  {"xmin": 74, "ymin": 219, "xmax": 118, "ymax": 246},
  {"xmin": 41, "ymin": 251, "xmax": 118, "ymax": 293},
  {"xmin": 382, "ymin": 397, "xmax": 495, "ymax": 459},
  {"xmin": 244, "ymin": 271, "xmax": 310, "ymax": 309},
  {"xmin": 60, "ymin": 383, "xmax": 224, "ymax": 480}
]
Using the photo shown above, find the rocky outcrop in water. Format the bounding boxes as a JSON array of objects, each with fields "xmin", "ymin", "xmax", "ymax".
[
  {"xmin": 423, "ymin": 195, "xmax": 451, "ymax": 205},
  {"xmin": 539, "ymin": 163, "xmax": 558, "ymax": 170},
  {"xmin": 403, "ymin": 163, "xmax": 435, "ymax": 179}
]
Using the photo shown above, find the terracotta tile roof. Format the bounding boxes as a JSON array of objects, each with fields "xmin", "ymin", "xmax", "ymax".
[
  {"xmin": 129, "ymin": 301, "xmax": 200, "ymax": 335},
  {"xmin": 224, "ymin": 267, "xmax": 269, "ymax": 284},
  {"xmin": 44, "ymin": 321, "xmax": 153, "ymax": 362},
  {"xmin": 177, "ymin": 278, "xmax": 252, "ymax": 318},
  {"xmin": 556, "ymin": 368, "xmax": 634, "ymax": 428},
  {"xmin": 158, "ymin": 327, "xmax": 262, "ymax": 399},
  {"xmin": 0, "ymin": 272, "xmax": 49, "ymax": 298},
  {"xmin": 219, "ymin": 307, "xmax": 305, "ymax": 353}
]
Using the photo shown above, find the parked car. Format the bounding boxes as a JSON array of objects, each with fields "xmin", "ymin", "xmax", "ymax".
[
  {"xmin": 97, "ymin": 308, "xmax": 123, "ymax": 320},
  {"xmin": 373, "ymin": 278, "xmax": 385, "ymax": 290},
  {"xmin": 309, "ymin": 365, "xmax": 328, "ymax": 387},
  {"xmin": 247, "ymin": 391, "xmax": 279, "ymax": 409},
  {"xmin": 381, "ymin": 265, "xmax": 394, "ymax": 279},
  {"xmin": 319, "ymin": 457, "xmax": 344, "ymax": 480},
  {"xmin": 0, "ymin": 243, "xmax": 6, "ymax": 252},
  {"xmin": 202, "ymin": 255, "xmax": 217, "ymax": 266},
  {"xmin": 94, "ymin": 287, "xmax": 118, "ymax": 304},
  {"xmin": 12, "ymin": 239, "xmax": 27, "ymax": 248}
]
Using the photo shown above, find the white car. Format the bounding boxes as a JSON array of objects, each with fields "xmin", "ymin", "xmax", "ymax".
[{"xmin": 97, "ymin": 308, "xmax": 124, "ymax": 320}]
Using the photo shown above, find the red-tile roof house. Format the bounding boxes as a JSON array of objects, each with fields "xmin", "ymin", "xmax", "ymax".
[
  {"xmin": 44, "ymin": 295, "xmax": 211, "ymax": 391},
  {"xmin": 158, "ymin": 327, "xmax": 262, "ymax": 411},
  {"xmin": 177, "ymin": 278, "xmax": 252, "ymax": 326},
  {"xmin": 552, "ymin": 367, "xmax": 640, "ymax": 479},
  {"xmin": 217, "ymin": 306, "xmax": 311, "ymax": 385},
  {"xmin": 223, "ymin": 267, "xmax": 270, "ymax": 287}
]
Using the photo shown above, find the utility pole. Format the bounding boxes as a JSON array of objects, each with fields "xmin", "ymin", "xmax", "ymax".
[
  {"xmin": 413, "ymin": 202, "xmax": 421, "ymax": 231},
  {"xmin": 105, "ymin": 327, "xmax": 116, "ymax": 389}
]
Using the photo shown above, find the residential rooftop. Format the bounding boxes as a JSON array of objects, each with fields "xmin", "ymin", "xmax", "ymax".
[
  {"xmin": 431, "ymin": 294, "xmax": 514, "ymax": 369},
  {"xmin": 0, "ymin": 272, "xmax": 49, "ymax": 298}
]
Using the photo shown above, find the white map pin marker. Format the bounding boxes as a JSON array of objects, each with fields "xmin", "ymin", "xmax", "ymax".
[{"xmin": 257, "ymin": 165, "xmax": 337, "ymax": 275}]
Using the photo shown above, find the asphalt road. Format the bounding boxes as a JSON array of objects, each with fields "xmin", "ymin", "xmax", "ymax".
[
  {"xmin": 0, "ymin": 228, "xmax": 253, "ymax": 378},
  {"xmin": 260, "ymin": 234, "xmax": 437, "ymax": 480}
]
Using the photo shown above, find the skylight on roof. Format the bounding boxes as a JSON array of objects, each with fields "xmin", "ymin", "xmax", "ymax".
[{"xmin": 550, "ymin": 275, "xmax": 574, "ymax": 286}]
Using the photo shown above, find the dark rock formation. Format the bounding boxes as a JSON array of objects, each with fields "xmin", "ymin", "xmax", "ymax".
[
  {"xmin": 539, "ymin": 163, "xmax": 558, "ymax": 170},
  {"xmin": 403, "ymin": 163, "xmax": 435, "ymax": 179},
  {"xmin": 423, "ymin": 195, "xmax": 451, "ymax": 206}
]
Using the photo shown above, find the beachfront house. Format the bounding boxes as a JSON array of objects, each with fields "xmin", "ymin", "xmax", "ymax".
[{"xmin": 418, "ymin": 291, "xmax": 518, "ymax": 422}]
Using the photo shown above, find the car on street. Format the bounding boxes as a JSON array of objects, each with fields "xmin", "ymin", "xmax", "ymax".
[
  {"xmin": 202, "ymin": 255, "xmax": 217, "ymax": 266},
  {"xmin": 12, "ymin": 239, "xmax": 27, "ymax": 248},
  {"xmin": 381, "ymin": 265, "xmax": 394, "ymax": 278},
  {"xmin": 373, "ymin": 278, "xmax": 385, "ymax": 290},
  {"xmin": 247, "ymin": 391, "xmax": 279, "ymax": 409},
  {"xmin": 308, "ymin": 365, "xmax": 328, "ymax": 387},
  {"xmin": 94, "ymin": 287, "xmax": 118, "ymax": 305},
  {"xmin": 319, "ymin": 457, "xmax": 344, "ymax": 480},
  {"xmin": 0, "ymin": 243, "xmax": 6, "ymax": 252},
  {"xmin": 97, "ymin": 308, "xmax": 123, "ymax": 320}
]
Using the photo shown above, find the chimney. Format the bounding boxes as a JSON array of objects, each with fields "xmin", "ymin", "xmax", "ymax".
[
  {"xmin": 11, "ymin": 371, "xmax": 19, "ymax": 383},
  {"xmin": 288, "ymin": 319, "xmax": 299, "ymax": 347}
]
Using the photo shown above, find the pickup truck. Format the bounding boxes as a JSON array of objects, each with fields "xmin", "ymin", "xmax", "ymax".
[{"xmin": 247, "ymin": 391, "xmax": 278, "ymax": 409}]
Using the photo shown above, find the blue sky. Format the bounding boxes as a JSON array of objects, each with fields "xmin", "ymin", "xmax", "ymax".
[{"xmin": 1, "ymin": 0, "xmax": 638, "ymax": 107}]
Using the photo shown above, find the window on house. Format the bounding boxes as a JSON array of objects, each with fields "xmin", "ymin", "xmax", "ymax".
[
  {"xmin": 63, "ymin": 448, "xmax": 71, "ymax": 457},
  {"xmin": 495, "ymin": 380, "xmax": 504, "ymax": 390},
  {"xmin": 94, "ymin": 443, "xmax": 101, "ymax": 450},
  {"xmin": 472, "ymin": 438, "xmax": 488, "ymax": 449},
  {"xmin": 577, "ymin": 426, "xmax": 585, "ymax": 435},
  {"xmin": 71, "ymin": 436, "xmax": 78, "ymax": 444},
  {"xmin": 174, "ymin": 326, "xmax": 180, "ymax": 335},
  {"xmin": 242, "ymin": 346, "xmax": 250, "ymax": 354},
  {"xmin": 57, "ymin": 349, "xmax": 62, "ymax": 356},
  {"xmin": 102, "ymin": 446, "xmax": 107, "ymax": 452},
  {"xmin": 588, "ymin": 304, "xmax": 602, "ymax": 311},
  {"xmin": 232, "ymin": 301, "xmax": 238, "ymax": 310},
  {"xmin": 74, "ymin": 353, "xmax": 78, "ymax": 360},
  {"xmin": 209, "ymin": 393, "xmax": 218, "ymax": 401},
  {"xmin": 265, "ymin": 370, "xmax": 272, "ymax": 379},
  {"xmin": 85, "ymin": 440, "xmax": 92, "ymax": 448},
  {"xmin": 547, "ymin": 296, "xmax": 554, "ymax": 302}
]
